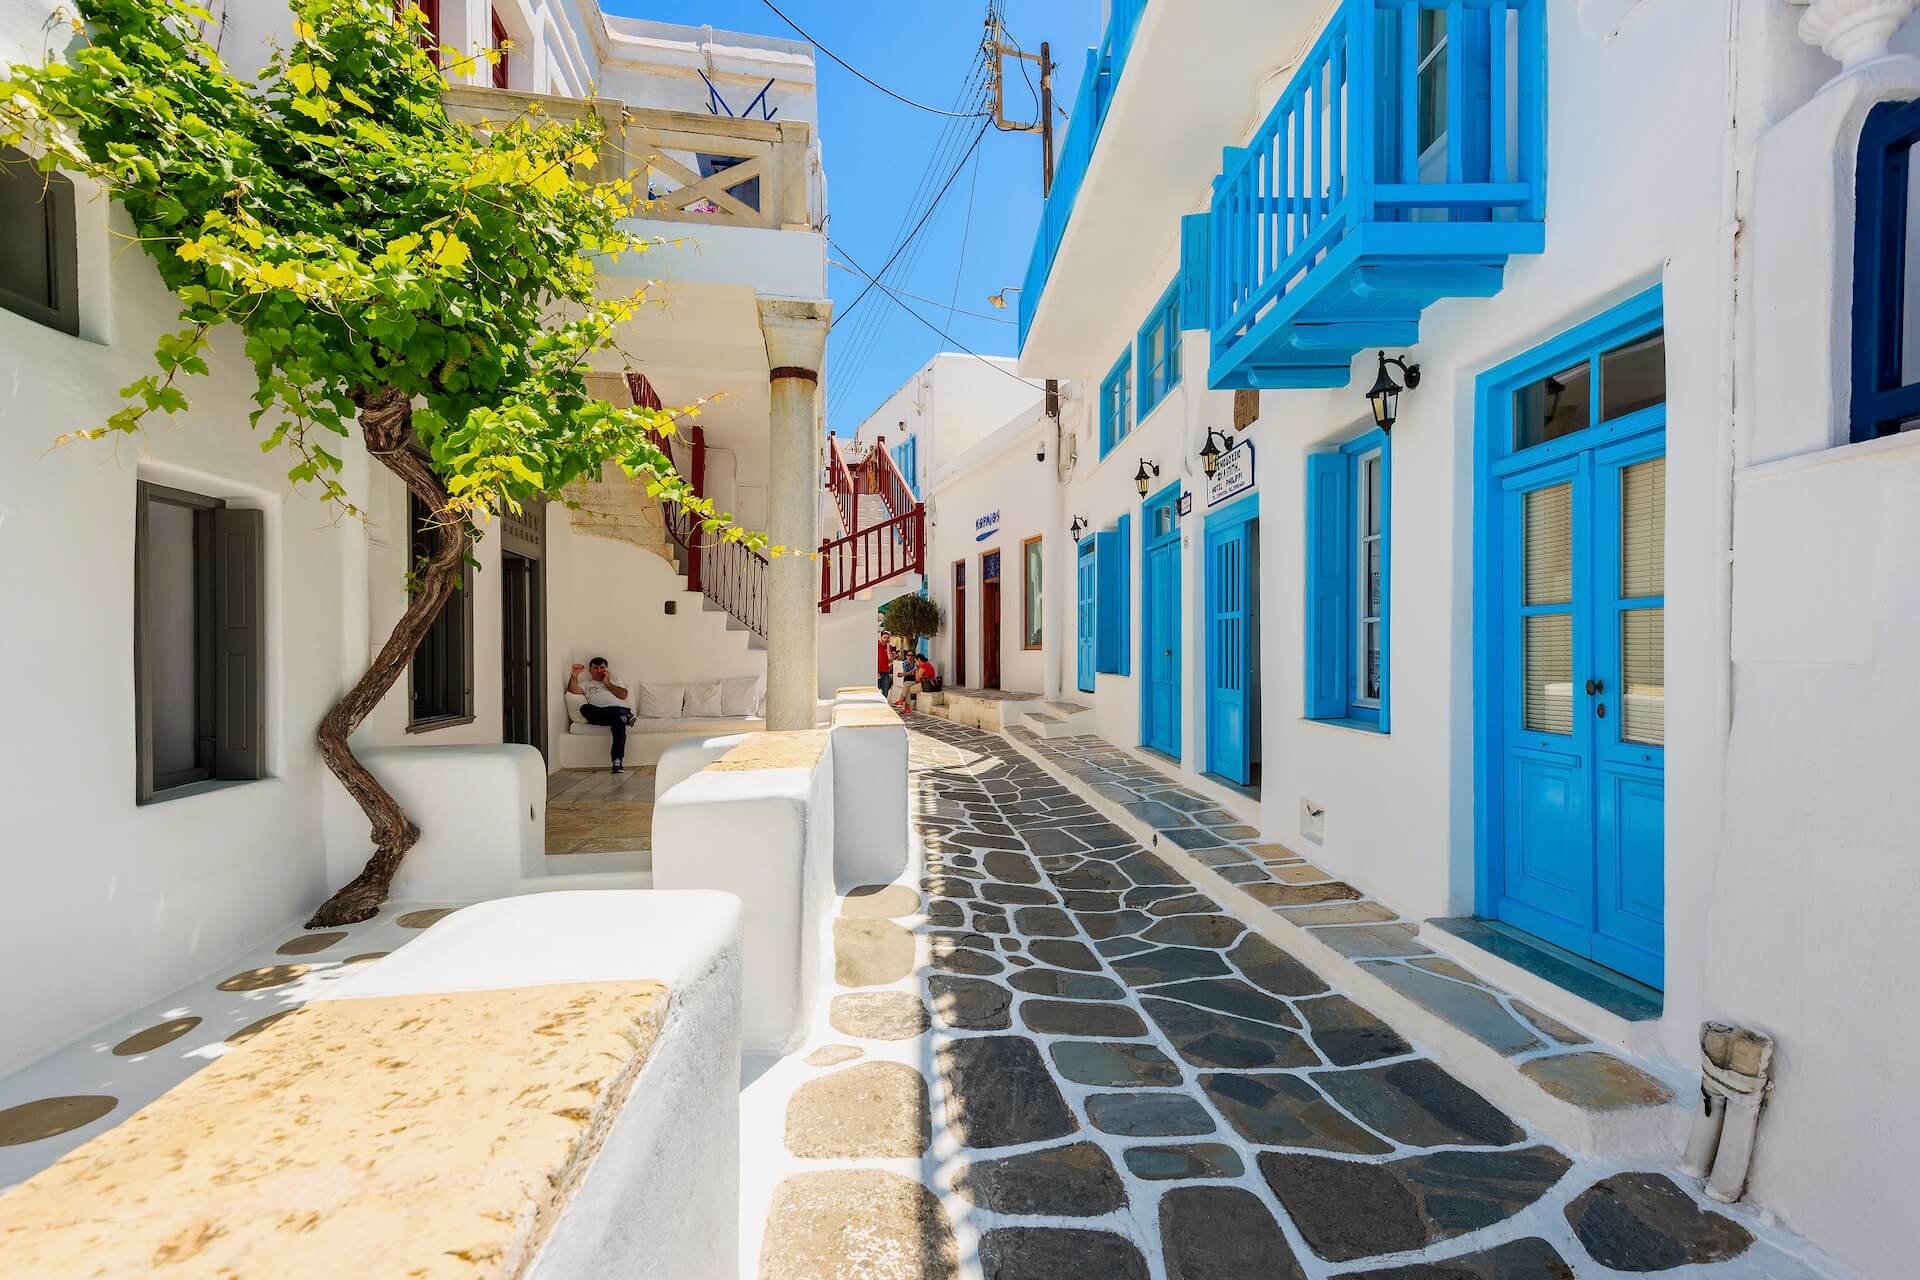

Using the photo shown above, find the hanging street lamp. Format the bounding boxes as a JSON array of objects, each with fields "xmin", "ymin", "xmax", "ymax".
[
  {"xmin": 1069, "ymin": 515, "xmax": 1087, "ymax": 541},
  {"xmin": 1199, "ymin": 428, "xmax": 1234, "ymax": 477},
  {"xmin": 1367, "ymin": 350, "xmax": 1422, "ymax": 434}
]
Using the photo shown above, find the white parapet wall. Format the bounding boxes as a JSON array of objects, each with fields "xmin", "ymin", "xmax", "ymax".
[
  {"xmin": 320, "ymin": 743, "xmax": 546, "ymax": 903},
  {"xmin": 829, "ymin": 703, "xmax": 908, "ymax": 886},
  {"xmin": 652, "ymin": 732, "xmax": 835, "ymax": 1053},
  {"xmin": 320, "ymin": 890, "xmax": 745, "ymax": 1280}
]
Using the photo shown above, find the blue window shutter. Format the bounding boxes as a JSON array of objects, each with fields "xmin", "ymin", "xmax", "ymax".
[
  {"xmin": 1095, "ymin": 528, "xmax": 1122, "ymax": 673},
  {"xmin": 1304, "ymin": 453, "xmax": 1350, "ymax": 720},
  {"xmin": 1180, "ymin": 214, "xmax": 1210, "ymax": 331},
  {"xmin": 1116, "ymin": 513, "xmax": 1133, "ymax": 676}
]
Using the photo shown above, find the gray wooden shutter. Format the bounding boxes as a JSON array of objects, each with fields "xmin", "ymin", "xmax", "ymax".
[{"xmin": 211, "ymin": 506, "xmax": 265, "ymax": 780}]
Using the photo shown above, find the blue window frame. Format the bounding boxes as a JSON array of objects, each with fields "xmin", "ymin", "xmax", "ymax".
[
  {"xmin": 1099, "ymin": 350, "xmax": 1133, "ymax": 458},
  {"xmin": 1853, "ymin": 98, "xmax": 1920, "ymax": 442},
  {"xmin": 1137, "ymin": 282, "xmax": 1181, "ymax": 418},
  {"xmin": 1305, "ymin": 430, "xmax": 1391, "ymax": 731}
]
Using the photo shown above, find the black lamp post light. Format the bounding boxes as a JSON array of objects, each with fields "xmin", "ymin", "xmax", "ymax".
[
  {"xmin": 1069, "ymin": 515, "xmax": 1088, "ymax": 541},
  {"xmin": 1134, "ymin": 458, "xmax": 1161, "ymax": 498},
  {"xmin": 1199, "ymin": 427, "xmax": 1234, "ymax": 477},
  {"xmin": 1367, "ymin": 350, "xmax": 1421, "ymax": 434}
]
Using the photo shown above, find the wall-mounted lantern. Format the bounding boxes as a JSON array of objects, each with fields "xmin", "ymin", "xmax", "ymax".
[
  {"xmin": 1133, "ymin": 458, "xmax": 1161, "ymax": 499},
  {"xmin": 988, "ymin": 286, "xmax": 1022, "ymax": 310},
  {"xmin": 1199, "ymin": 428, "xmax": 1234, "ymax": 478},
  {"xmin": 1367, "ymin": 350, "xmax": 1421, "ymax": 434},
  {"xmin": 1069, "ymin": 515, "xmax": 1087, "ymax": 542}
]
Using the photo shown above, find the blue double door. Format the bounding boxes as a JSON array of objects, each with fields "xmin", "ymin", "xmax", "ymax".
[{"xmin": 1494, "ymin": 431, "xmax": 1666, "ymax": 987}]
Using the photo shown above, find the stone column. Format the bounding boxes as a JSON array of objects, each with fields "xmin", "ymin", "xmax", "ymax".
[
  {"xmin": 1788, "ymin": 0, "xmax": 1918, "ymax": 72},
  {"xmin": 759, "ymin": 298, "xmax": 832, "ymax": 731}
]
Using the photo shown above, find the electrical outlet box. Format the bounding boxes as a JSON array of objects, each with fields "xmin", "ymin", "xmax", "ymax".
[
  {"xmin": 664, "ymin": 600, "xmax": 677, "ymax": 616},
  {"xmin": 1300, "ymin": 798, "xmax": 1326, "ymax": 845}
]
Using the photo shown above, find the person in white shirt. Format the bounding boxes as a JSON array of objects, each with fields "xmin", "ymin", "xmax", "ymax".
[{"xmin": 566, "ymin": 657, "xmax": 636, "ymax": 772}]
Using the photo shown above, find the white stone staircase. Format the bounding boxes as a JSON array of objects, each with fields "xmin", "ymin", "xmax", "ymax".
[{"xmin": 1018, "ymin": 700, "xmax": 1096, "ymax": 739}]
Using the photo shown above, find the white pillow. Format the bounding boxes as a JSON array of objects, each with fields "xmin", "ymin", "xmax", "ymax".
[
  {"xmin": 683, "ymin": 680, "xmax": 723, "ymax": 717},
  {"xmin": 564, "ymin": 692, "xmax": 587, "ymax": 724},
  {"xmin": 639, "ymin": 682, "xmax": 685, "ymax": 719},
  {"xmin": 719, "ymin": 674, "xmax": 762, "ymax": 718}
]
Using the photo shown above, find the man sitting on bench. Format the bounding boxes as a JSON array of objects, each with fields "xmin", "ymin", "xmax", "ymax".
[{"xmin": 568, "ymin": 656, "xmax": 637, "ymax": 773}]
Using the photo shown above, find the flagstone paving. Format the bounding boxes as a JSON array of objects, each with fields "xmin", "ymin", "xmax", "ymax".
[{"xmin": 746, "ymin": 715, "xmax": 1823, "ymax": 1280}]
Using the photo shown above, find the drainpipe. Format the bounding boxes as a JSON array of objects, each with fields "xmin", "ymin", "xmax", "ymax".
[{"xmin": 1681, "ymin": 1021, "xmax": 1775, "ymax": 1203}]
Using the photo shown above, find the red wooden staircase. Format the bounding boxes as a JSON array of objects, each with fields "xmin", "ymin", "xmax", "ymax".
[{"xmin": 819, "ymin": 433, "xmax": 925, "ymax": 611}]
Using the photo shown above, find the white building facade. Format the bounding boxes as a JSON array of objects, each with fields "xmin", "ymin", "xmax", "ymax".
[
  {"xmin": 988, "ymin": 0, "xmax": 1920, "ymax": 1273},
  {"xmin": 0, "ymin": 0, "xmax": 840, "ymax": 1073}
]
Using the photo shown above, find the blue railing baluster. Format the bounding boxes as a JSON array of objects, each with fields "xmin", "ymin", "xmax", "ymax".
[
  {"xmin": 1446, "ymin": 2, "xmax": 1467, "ymax": 187},
  {"xmin": 1489, "ymin": 0, "xmax": 1509, "ymax": 186}
]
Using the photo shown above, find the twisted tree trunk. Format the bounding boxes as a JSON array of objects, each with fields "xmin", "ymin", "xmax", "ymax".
[{"xmin": 307, "ymin": 386, "xmax": 470, "ymax": 927}]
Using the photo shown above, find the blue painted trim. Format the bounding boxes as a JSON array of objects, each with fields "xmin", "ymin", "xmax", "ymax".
[
  {"xmin": 1180, "ymin": 214, "xmax": 1212, "ymax": 330},
  {"xmin": 1473, "ymin": 285, "xmax": 1667, "ymax": 980},
  {"xmin": 1203, "ymin": 492, "xmax": 1260, "ymax": 782},
  {"xmin": 1076, "ymin": 536, "xmax": 1098, "ymax": 693},
  {"xmin": 1204, "ymin": 489, "xmax": 1259, "ymax": 534},
  {"xmin": 1116, "ymin": 513, "xmax": 1133, "ymax": 677},
  {"xmin": 1303, "ymin": 428, "xmax": 1390, "ymax": 730},
  {"xmin": 1099, "ymin": 349, "xmax": 1133, "ymax": 459},
  {"xmin": 1136, "ymin": 278, "xmax": 1183, "ymax": 419},
  {"xmin": 1140, "ymin": 480, "xmax": 1183, "ymax": 759},
  {"xmin": 1852, "ymin": 99, "xmax": 1920, "ymax": 443}
]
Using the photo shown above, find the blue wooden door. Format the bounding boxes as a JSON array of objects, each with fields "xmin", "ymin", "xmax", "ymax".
[
  {"xmin": 1496, "ymin": 440, "xmax": 1665, "ymax": 988},
  {"xmin": 1076, "ymin": 540, "xmax": 1096, "ymax": 694},
  {"xmin": 1141, "ymin": 487, "xmax": 1182, "ymax": 758},
  {"xmin": 1205, "ymin": 510, "xmax": 1256, "ymax": 784}
]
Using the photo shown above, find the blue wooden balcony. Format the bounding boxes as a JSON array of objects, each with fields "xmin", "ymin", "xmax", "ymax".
[
  {"xmin": 1205, "ymin": 0, "xmax": 1547, "ymax": 390},
  {"xmin": 1017, "ymin": 0, "xmax": 1147, "ymax": 350}
]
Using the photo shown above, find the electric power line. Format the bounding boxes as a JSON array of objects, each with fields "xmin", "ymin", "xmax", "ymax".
[
  {"xmin": 759, "ymin": 0, "xmax": 992, "ymax": 120},
  {"xmin": 828, "ymin": 259, "xmax": 1011, "ymax": 324},
  {"xmin": 832, "ymin": 243, "xmax": 1043, "ymax": 400},
  {"xmin": 944, "ymin": 143, "xmax": 985, "ymax": 334}
]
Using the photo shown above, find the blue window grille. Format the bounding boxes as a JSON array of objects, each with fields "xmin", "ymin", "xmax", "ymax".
[
  {"xmin": 1099, "ymin": 351, "xmax": 1133, "ymax": 458},
  {"xmin": 1304, "ymin": 430, "xmax": 1391, "ymax": 730},
  {"xmin": 1853, "ymin": 98, "xmax": 1920, "ymax": 442},
  {"xmin": 1137, "ymin": 282, "xmax": 1182, "ymax": 418}
]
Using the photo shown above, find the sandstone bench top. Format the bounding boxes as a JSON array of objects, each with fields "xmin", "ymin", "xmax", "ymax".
[
  {"xmin": 0, "ymin": 980, "xmax": 670, "ymax": 1279},
  {"xmin": 832, "ymin": 703, "xmax": 903, "ymax": 730},
  {"xmin": 705, "ymin": 729, "xmax": 831, "ymax": 773}
]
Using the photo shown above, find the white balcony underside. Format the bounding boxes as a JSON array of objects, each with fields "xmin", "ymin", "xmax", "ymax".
[{"xmin": 1017, "ymin": 0, "xmax": 1326, "ymax": 378}]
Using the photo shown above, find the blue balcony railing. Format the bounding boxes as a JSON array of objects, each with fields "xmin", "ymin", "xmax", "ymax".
[
  {"xmin": 1017, "ymin": 0, "xmax": 1148, "ymax": 349},
  {"xmin": 1207, "ymin": 0, "xmax": 1546, "ymax": 389}
]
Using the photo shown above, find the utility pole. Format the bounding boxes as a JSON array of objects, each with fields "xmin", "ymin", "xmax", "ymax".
[{"xmin": 985, "ymin": 15, "xmax": 1063, "ymax": 434}]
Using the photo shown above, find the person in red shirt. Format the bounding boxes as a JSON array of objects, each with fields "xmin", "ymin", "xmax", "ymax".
[{"xmin": 877, "ymin": 627, "xmax": 895, "ymax": 698}]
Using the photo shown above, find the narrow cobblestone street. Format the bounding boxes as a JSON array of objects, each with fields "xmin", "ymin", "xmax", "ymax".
[{"xmin": 745, "ymin": 717, "xmax": 1818, "ymax": 1279}]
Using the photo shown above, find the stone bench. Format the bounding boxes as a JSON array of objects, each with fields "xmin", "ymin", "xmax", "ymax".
[
  {"xmin": 830, "ymin": 701, "xmax": 908, "ymax": 886},
  {"xmin": 0, "ymin": 890, "xmax": 744, "ymax": 1280},
  {"xmin": 652, "ymin": 731, "xmax": 835, "ymax": 1054}
]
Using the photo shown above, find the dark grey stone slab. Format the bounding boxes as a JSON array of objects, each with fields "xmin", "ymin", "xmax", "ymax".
[
  {"xmin": 1227, "ymin": 934, "xmax": 1331, "ymax": 997},
  {"xmin": 1123, "ymin": 801, "xmax": 1189, "ymax": 829},
  {"xmin": 1086, "ymin": 1092, "xmax": 1215, "ymax": 1137},
  {"xmin": 1314, "ymin": 1060, "xmax": 1524, "ymax": 1148},
  {"xmin": 1148, "ymin": 978, "xmax": 1299, "ymax": 1027},
  {"xmin": 1145, "ymin": 790, "xmax": 1215, "ymax": 813},
  {"xmin": 1565, "ymin": 1172, "xmax": 1754, "ymax": 1271},
  {"xmin": 938, "ymin": 1036, "xmax": 1078, "ymax": 1150},
  {"xmin": 1217, "ymin": 864, "xmax": 1273, "ymax": 885},
  {"xmin": 1028, "ymin": 939, "xmax": 1101, "ymax": 971},
  {"xmin": 1145, "ymin": 892, "xmax": 1226, "ymax": 918},
  {"xmin": 1260, "ymin": 1146, "xmax": 1573, "ymax": 1263},
  {"xmin": 929, "ymin": 930, "xmax": 993, "ymax": 953},
  {"xmin": 1338, "ymin": 1237, "xmax": 1575, "ymax": 1278},
  {"xmin": 927, "ymin": 975, "xmax": 1012, "ymax": 1031},
  {"xmin": 954, "ymin": 1141, "xmax": 1126, "ymax": 1216},
  {"xmin": 1019, "ymin": 1000, "xmax": 1149, "ymax": 1038},
  {"xmin": 980, "ymin": 881, "xmax": 1058, "ymax": 906},
  {"xmin": 1060, "ymin": 890, "xmax": 1126, "ymax": 913},
  {"xmin": 1050, "ymin": 1040, "xmax": 1183, "ymax": 1088},
  {"xmin": 1009, "ymin": 968, "xmax": 1125, "ymax": 1000},
  {"xmin": 1121, "ymin": 884, "xmax": 1191, "ymax": 908},
  {"xmin": 1297, "ymin": 995, "xmax": 1414, "ymax": 1066},
  {"xmin": 1361, "ymin": 961, "xmax": 1545, "ymax": 1056},
  {"xmin": 977, "ymin": 1228, "xmax": 1149, "ymax": 1280},
  {"xmin": 1115, "ymin": 851, "xmax": 1186, "ymax": 885},
  {"xmin": 1076, "ymin": 909, "xmax": 1155, "ymax": 940},
  {"xmin": 952, "ymin": 832, "xmax": 1029, "ymax": 851},
  {"xmin": 983, "ymin": 850, "xmax": 1041, "ymax": 884},
  {"xmin": 1051, "ymin": 864, "xmax": 1133, "ymax": 892},
  {"xmin": 1110, "ymin": 947, "xmax": 1232, "ymax": 986},
  {"xmin": 1144, "ymin": 998, "xmax": 1320, "ymax": 1070},
  {"xmin": 1122, "ymin": 1143, "xmax": 1245, "ymax": 1181},
  {"xmin": 1096, "ymin": 936, "xmax": 1156, "ymax": 959},
  {"xmin": 1021, "ymin": 828, "xmax": 1090, "ymax": 856},
  {"xmin": 1142, "ymin": 916, "xmax": 1245, "ymax": 949},
  {"xmin": 1200, "ymin": 1073, "xmax": 1391, "ymax": 1154},
  {"xmin": 931, "ymin": 948, "xmax": 1006, "ymax": 977},
  {"xmin": 1426, "ymin": 917, "xmax": 1664, "ymax": 1022},
  {"xmin": 1013, "ymin": 906, "xmax": 1077, "ymax": 937},
  {"xmin": 927, "ymin": 900, "xmax": 965, "ymax": 928},
  {"xmin": 1160, "ymin": 1186, "xmax": 1305, "ymax": 1280}
]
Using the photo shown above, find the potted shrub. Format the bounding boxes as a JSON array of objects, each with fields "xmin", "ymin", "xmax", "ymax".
[{"xmin": 880, "ymin": 593, "xmax": 943, "ymax": 655}]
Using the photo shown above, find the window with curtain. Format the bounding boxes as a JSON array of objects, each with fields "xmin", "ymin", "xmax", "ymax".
[
  {"xmin": 1136, "ymin": 282, "xmax": 1181, "ymax": 417},
  {"xmin": 1099, "ymin": 351, "xmax": 1132, "ymax": 458},
  {"xmin": 1852, "ymin": 98, "xmax": 1920, "ymax": 441},
  {"xmin": 1305, "ymin": 432, "xmax": 1390, "ymax": 729}
]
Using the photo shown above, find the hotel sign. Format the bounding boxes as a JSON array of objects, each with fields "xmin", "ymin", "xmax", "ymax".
[{"xmin": 1207, "ymin": 440, "xmax": 1256, "ymax": 507}]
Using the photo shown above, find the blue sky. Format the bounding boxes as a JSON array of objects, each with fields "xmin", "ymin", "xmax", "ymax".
[{"xmin": 601, "ymin": 0, "xmax": 1099, "ymax": 434}]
